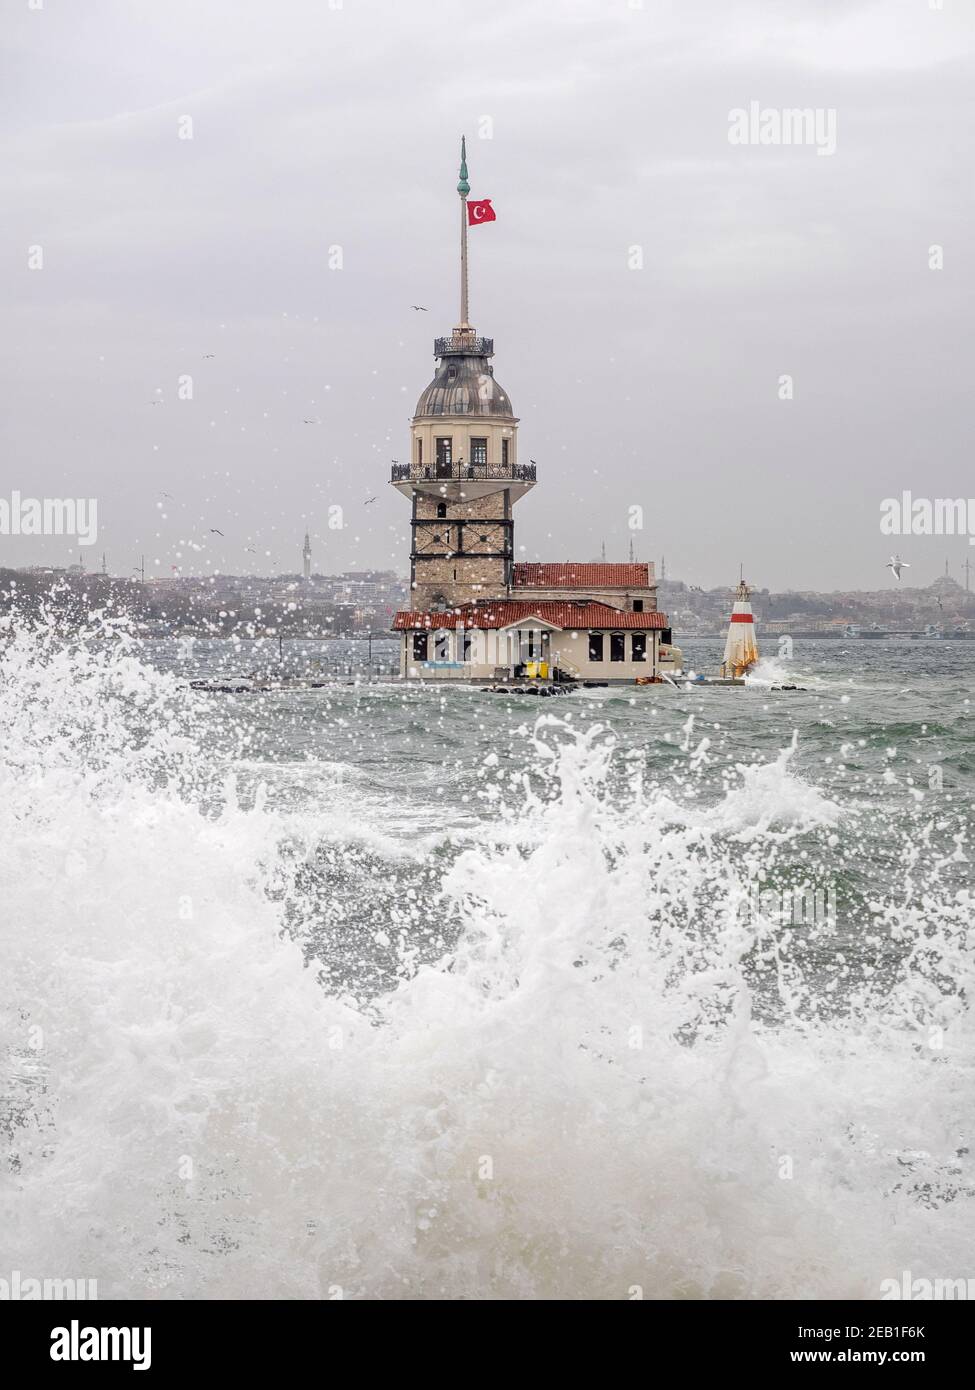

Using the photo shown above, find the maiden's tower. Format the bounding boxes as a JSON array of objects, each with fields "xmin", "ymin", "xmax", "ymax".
[{"xmin": 390, "ymin": 141, "xmax": 681, "ymax": 685}]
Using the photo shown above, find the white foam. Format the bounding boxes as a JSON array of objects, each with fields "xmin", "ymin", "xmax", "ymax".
[{"xmin": 1, "ymin": 625, "xmax": 971, "ymax": 1299}]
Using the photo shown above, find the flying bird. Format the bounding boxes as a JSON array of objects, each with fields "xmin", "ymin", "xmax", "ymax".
[
  {"xmin": 210, "ymin": 528, "xmax": 224, "ymax": 537},
  {"xmin": 202, "ymin": 354, "xmax": 215, "ymax": 359},
  {"xmin": 364, "ymin": 497, "xmax": 378, "ymax": 506},
  {"xmin": 886, "ymin": 555, "xmax": 910, "ymax": 581},
  {"xmin": 303, "ymin": 419, "xmax": 319, "ymax": 425},
  {"xmin": 411, "ymin": 305, "xmax": 428, "ymax": 312}
]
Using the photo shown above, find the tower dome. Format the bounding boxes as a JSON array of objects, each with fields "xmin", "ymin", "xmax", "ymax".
[{"xmin": 414, "ymin": 336, "xmax": 515, "ymax": 419}]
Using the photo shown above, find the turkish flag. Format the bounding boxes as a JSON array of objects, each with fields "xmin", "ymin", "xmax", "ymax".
[{"xmin": 467, "ymin": 199, "xmax": 496, "ymax": 226}]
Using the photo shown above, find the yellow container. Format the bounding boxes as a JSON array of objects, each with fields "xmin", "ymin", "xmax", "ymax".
[{"xmin": 525, "ymin": 661, "xmax": 549, "ymax": 679}]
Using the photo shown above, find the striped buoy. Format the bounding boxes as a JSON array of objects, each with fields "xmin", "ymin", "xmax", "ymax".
[{"xmin": 721, "ymin": 579, "xmax": 759, "ymax": 677}]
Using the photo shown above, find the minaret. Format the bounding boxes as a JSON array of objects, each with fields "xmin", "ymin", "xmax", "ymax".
[
  {"xmin": 302, "ymin": 530, "xmax": 312, "ymax": 581},
  {"xmin": 390, "ymin": 138, "xmax": 536, "ymax": 611}
]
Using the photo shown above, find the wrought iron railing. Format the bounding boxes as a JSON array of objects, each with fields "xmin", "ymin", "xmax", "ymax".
[
  {"xmin": 390, "ymin": 462, "xmax": 536, "ymax": 484},
  {"xmin": 434, "ymin": 335, "xmax": 494, "ymax": 357}
]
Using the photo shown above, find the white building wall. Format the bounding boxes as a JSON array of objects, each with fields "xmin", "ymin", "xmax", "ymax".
[{"xmin": 401, "ymin": 627, "xmax": 663, "ymax": 681}]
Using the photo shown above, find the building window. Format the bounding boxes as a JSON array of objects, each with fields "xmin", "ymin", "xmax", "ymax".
[
  {"xmin": 436, "ymin": 501, "xmax": 447, "ymax": 518},
  {"xmin": 434, "ymin": 630, "xmax": 451, "ymax": 661},
  {"xmin": 436, "ymin": 438, "xmax": 452, "ymax": 478},
  {"xmin": 416, "ymin": 439, "xmax": 423, "ymax": 465},
  {"xmin": 610, "ymin": 634, "xmax": 626, "ymax": 662},
  {"xmin": 462, "ymin": 631, "xmax": 474, "ymax": 662},
  {"xmin": 412, "ymin": 633, "xmax": 428, "ymax": 661},
  {"xmin": 632, "ymin": 633, "xmax": 647, "ymax": 662},
  {"xmin": 471, "ymin": 437, "xmax": 487, "ymax": 466},
  {"xmin": 588, "ymin": 633, "xmax": 603, "ymax": 662},
  {"xmin": 480, "ymin": 534, "xmax": 488, "ymax": 542},
  {"xmin": 633, "ymin": 599, "xmax": 644, "ymax": 613},
  {"xmin": 501, "ymin": 438, "xmax": 510, "ymax": 467}
]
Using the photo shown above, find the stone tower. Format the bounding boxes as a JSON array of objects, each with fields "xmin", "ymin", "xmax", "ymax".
[
  {"xmin": 390, "ymin": 139, "xmax": 536, "ymax": 611},
  {"xmin": 302, "ymin": 530, "xmax": 311, "ymax": 581}
]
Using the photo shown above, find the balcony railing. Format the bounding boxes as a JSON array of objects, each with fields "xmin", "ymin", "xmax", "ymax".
[
  {"xmin": 391, "ymin": 461, "xmax": 536, "ymax": 485},
  {"xmin": 434, "ymin": 335, "xmax": 494, "ymax": 358}
]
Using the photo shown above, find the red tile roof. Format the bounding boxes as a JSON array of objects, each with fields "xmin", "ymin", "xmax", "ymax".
[
  {"xmin": 512, "ymin": 562, "xmax": 652, "ymax": 589},
  {"xmin": 392, "ymin": 601, "xmax": 668, "ymax": 631}
]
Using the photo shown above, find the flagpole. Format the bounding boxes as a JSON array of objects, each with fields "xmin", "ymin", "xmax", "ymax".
[{"xmin": 457, "ymin": 135, "xmax": 470, "ymax": 330}]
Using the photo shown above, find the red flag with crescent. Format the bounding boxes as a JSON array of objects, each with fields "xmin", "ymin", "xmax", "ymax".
[{"xmin": 467, "ymin": 199, "xmax": 496, "ymax": 226}]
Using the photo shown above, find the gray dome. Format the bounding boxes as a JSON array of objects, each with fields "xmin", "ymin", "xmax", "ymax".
[{"xmin": 414, "ymin": 347, "xmax": 515, "ymax": 419}]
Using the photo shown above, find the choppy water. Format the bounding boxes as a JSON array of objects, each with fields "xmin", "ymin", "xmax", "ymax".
[{"xmin": 1, "ymin": 625, "xmax": 973, "ymax": 1298}]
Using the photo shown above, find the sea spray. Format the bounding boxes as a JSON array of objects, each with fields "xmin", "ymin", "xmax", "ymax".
[{"xmin": 1, "ymin": 623, "xmax": 972, "ymax": 1298}]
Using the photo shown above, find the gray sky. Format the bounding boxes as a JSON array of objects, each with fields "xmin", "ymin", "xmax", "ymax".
[{"xmin": 2, "ymin": 0, "xmax": 974, "ymax": 590}]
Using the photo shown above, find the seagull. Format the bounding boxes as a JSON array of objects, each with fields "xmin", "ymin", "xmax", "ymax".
[
  {"xmin": 303, "ymin": 418, "xmax": 319, "ymax": 424},
  {"xmin": 364, "ymin": 496, "xmax": 378, "ymax": 506},
  {"xmin": 411, "ymin": 305, "xmax": 428, "ymax": 312},
  {"xmin": 886, "ymin": 554, "xmax": 910, "ymax": 581},
  {"xmin": 159, "ymin": 492, "xmax": 174, "ymax": 500},
  {"xmin": 530, "ymin": 458, "xmax": 538, "ymax": 464},
  {"xmin": 202, "ymin": 354, "xmax": 215, "ymax": 359},
  {"xmin": 210, "ymin": 528, "xmax": 224, "ymax": 537}
]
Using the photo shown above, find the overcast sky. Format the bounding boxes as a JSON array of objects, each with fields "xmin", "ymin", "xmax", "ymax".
[{"xmin": 2, "ymin": 0, "xmax": 974, "ymax": 590}]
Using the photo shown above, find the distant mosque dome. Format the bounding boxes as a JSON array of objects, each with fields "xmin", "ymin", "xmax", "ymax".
[{"xmin": 414, "ymin": 337, "xmax": 515, "ymax": 419}]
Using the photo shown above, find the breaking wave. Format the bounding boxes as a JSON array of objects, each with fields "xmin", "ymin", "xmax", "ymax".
[{"xmin": 1, "ymin": 622, "xmax": 972, "ymax": 1299}]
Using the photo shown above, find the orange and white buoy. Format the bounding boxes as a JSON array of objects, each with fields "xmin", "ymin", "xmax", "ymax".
[{"xmin": 720, "ymin": 578, "xmax": 759, "ymax": 678}]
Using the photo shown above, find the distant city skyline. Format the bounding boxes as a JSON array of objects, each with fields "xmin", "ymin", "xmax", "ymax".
[{"xmin": 3, "ymin": 0, "xmax": 974, "ymax": 588}]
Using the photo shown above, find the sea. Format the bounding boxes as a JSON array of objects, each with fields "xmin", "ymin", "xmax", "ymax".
[{"xmin": 1, "ymin": 627, "xmax": 973, "ymax": 1299}]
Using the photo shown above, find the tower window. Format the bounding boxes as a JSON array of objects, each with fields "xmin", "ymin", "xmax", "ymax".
[
  {"xmin": 416, "ymin": 439, "xmax": 423, "ymax": 465},
  {"xmin": 436, "ymin": 438, "xmax": 452, "ymax": 478},
  {"xmin": 471, "ymin": 438, "xmax": 487, "ymax": 466},
  {"xmin": 610, "ymin": 634, "xmax": 626, "ymax": 662},
  {"xmin": 588, "ymin": 633, "xmax": 603, "ymax": 662},
  {"xmin": 412, "ymin": 633, "xmax": 428, "ymax": 661},
  {"xmin": 480, "ymin": 534, "xmax": 488, "ymax": 542},
  {"xmin": 501, "ymin": 438, "xmax": 510, "ymax": 467},
  {"xmin": 436, "ymin": 502, "xmax": 447, "ymax": 518},
  {"xmin": 633, "ymin": 599, "xmax": 644, "ymax": 613}
]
